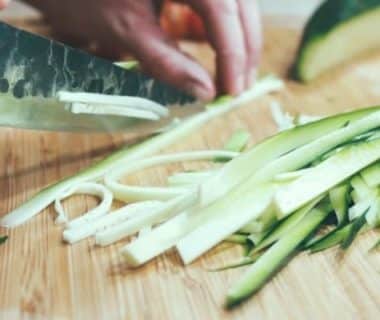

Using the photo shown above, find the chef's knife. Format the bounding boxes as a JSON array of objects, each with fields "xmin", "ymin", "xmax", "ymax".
[{"xmin": 0, "ymin": 22, "xmax": 202, "ymax": 133}]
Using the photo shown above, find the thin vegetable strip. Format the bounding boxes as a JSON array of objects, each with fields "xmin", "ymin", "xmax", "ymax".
[{"xmin": 0, "ymin": 75, "xmax": 282, "ymax": 228}]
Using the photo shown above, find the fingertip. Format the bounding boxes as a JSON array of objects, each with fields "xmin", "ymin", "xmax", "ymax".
[
  {"xmin": 217, "ymin": 68, "xmax": 245, "ymax": 97},
  {"xmin": 175, "ymin": 55, "xmax": 216, "ymax": 101},
  {"xmin": 142, "ymin": 52, "xmax": 216, "ymax": 101},
  {"xmin": 185, "ymin": 80, "xmax": 216, "ymax": 101},
  {"xmin": 179, "ymin": 62, "xmax": 216, "ymax": 101},
  {"xmin": 125, "ymin": 18, "xmax": 216, "ymax": 102}
]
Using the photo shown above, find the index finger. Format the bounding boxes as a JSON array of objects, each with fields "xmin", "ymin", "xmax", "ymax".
[
  {"xmin": 189, "ymin": 0, "xmax": 247, "ymax": 96},
  {"xmin": 237, "ymin": 0, "xmax": 262, "ymax": 87}
]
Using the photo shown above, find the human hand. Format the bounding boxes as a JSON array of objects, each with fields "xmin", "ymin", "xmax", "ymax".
[
  {"xmin": 0, "ymin": 0, "xmax": 10, "ymax": 10},
  {"xmin": 26, "ymin": 0, "xmax": 262, "ymax": 101}
]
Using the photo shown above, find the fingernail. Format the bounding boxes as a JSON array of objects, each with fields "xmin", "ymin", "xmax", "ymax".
[{"xmin": 185, "ymin": 81, "xmax": 215, "ymax": 102}]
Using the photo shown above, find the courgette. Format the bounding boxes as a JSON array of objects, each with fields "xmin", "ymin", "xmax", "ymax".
[
  {"xmin": 0, "ymin": 76, "xmax": 282, "ymax": 228},
  {"xmin": 370, "ymin": 238, "xmax": 380, "ymax": 251},
  {"xmin": 178, "ymin": 110, "xmax": 380, "ymax": 264},
  {"xmin": 293, "ymin": 0, "xmax": 380, "ymax": 82},
  {"xmin": 0, "ymin": 235, "xmax": 7, "ymax": 245},
  {"xmin": 250, "ymin": 198, "xmax": 322, "ymax": 255},
  {"xmin": 226, "ymin": 205, "xmax": 330, "ymax": 308},
  {"xmin": 306, "ymin": 217, "xmax": 366, "ymax": 253},
  {"xmin": 329, "ymin": 184, "xmax": 350, "ymax": 226},
  {"xmin": 361, "ymin": 162, "xmax": 380, "ymax": 187},
  {"xmin": 275, "ymin": 138, "xmax": 380, "ymax": 216},
  {"xmin": 200, "ymin": 106, "xmax": 380, "ymax": 207}
]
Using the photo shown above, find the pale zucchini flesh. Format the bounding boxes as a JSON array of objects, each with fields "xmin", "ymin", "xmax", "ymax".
[
  {"xmin": 361, "ymin": 162, "xmax": 380, "ymax": 187},
  {"xmin": 294, "ymin": 1, "xmax": 380, "ymax": 82},
  {"xmin": 0, "ymin": 76, "xmax": 282, "ymax": 228},
  {"xmin": 96, "ymin": 192, "xmax": 196, "ymax": 246},
  {"xmin": 63, "ymin": 201, "xmax": 162, "ymax": 244},
  {"xmin": 104, "ymin": 150, "xmax": 237, "ymax": 202},
  {"xmin": 329, "ymin": 184, "xmax": 350, "ymax": 226},
  {"xmin": 275, "ymin": 138, "xmax": 380, "ymax": 216},
  {"xmin": 350, "ymin": 175, "xmax": 373, "ymax": 200},
  {"xmin": 177, "ymin": 183, "xmax": 276, "ymax": 265},
  {"xmin": 178, "ymin": 110, "xmax": 380, "ymax": 264},
  {"xmin": 200, "ymin": 107, "xmax": 380, "ymax": 207},
  {"xmin": 121, "ymin": 213, "xmax": 189, "ymax": 267}
]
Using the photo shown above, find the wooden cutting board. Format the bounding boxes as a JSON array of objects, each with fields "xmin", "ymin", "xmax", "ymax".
[{"xmin": 0, "ymin": 18, "xmax": 380, "ymax": 320}]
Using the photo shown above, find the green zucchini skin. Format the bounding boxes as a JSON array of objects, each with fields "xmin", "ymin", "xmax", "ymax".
[
  {"xmin": 0, "ymin": 235, "xmax": 7, "ymax": 245},
  {"xmin": 225, "ymin": 205, "xmax": 330, "ymax": 308},
  {"xmin": 292, "ymin": 0, "xmax": 380, "ymax": 81}
]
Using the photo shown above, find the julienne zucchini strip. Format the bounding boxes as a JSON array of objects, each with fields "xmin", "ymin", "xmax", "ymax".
[
  {"xmin": 2, "ymin": 72, "xmax": 380, "ymax": 312},
  {"xmin": 370, "ymin": 238, "xmax": 380, "ymax": 252},
  {"xmin": 0, "ymin": 76, "xmax": 283, "ymax": 228},
  {"xmin": 104, "ymin": 150, "xmax": 238, "ymax": 203},
  {"xmin": 121, "ymin": 107, "xmax": 380, "ymax": 269},
  {"xmin": 249, "ymin": 197, "xmax": 323, "ymax": 255},
  {"xmin": 305, "ymin": 217, "xmax": 364, "ymax": 253},
  {"xmin": 62, "ymin": 201, "xmax": 163, "ymax": 244},
  {"xmin": 199, "ymin": 106, "xmax": 380, "ymax": 207},
  {"xmin": 275, "ymin": 136, "xmax": 380, "ymax": 216},
  {"xmin": 214, "ymin": 129, "xmax": 251, "ymax": 162},
  {"xmin": 329, "ymin": 183, "xmax": 350, "ymax": 226},
  {"xmin": 225, "ymin": 204, "xmax": 331, "ymax": 308},
  {"xmin": 176, "ymin": 110, "xmax": 380, "ymax": 265}
]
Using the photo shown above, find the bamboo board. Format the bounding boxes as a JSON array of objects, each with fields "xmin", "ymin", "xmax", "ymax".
[{"xmin": 0, "ymin": 18, "xmax": 380, "ymax": 320}]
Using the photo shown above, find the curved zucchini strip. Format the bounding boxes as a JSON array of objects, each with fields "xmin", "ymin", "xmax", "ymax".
[
  {"xmin": 95, "ymin": 192, "xmax": 197, "ymax": 246},
  {"xmin": 104, "ymin": 150, "xmax": 238, "ymax": 202},
  {"xmin": 0, "ymin": 75, "xmax": 282, "ymax": 228},
  {"xmin": 54, "ymin": 182, "xmax": 113, "ymax": 227},
  {"xmin": 63, "ymin": 201, "xmax": 162, "ymax": 244}
]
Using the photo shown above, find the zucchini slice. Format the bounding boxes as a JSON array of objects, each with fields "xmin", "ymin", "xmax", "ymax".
[
  {"xmin": 361, "ymin": 162, "xmax": 380, "ymax": 187},
  {"xmin": 275, "ymin": 138, "xmax": 380, "ymax": 216},
  {"xmin": 226, "ymin": 205, "xmax": 330, "ymax": 308},
  {"xmin": 293, "ymin": 0, "xmax": 380, "ymax": 82},
  {"xmin": 329, "ymin": 184, "xmax": 350, "ymax": 226}
]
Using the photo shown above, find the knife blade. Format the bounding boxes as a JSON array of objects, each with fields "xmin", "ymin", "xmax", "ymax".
[{"xmin": 0, "ymin": 22, "xmax": 202, "ymax": 133}]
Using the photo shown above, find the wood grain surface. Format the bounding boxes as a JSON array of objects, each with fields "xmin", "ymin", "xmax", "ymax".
[{"xmin": 0, "ymin": 19, "xmax": 380, "ymax": 320}]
